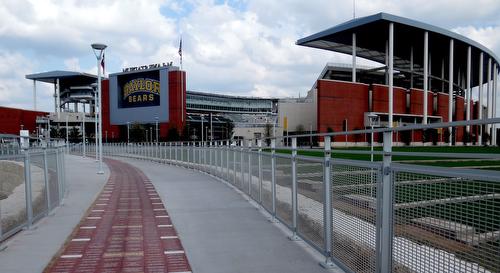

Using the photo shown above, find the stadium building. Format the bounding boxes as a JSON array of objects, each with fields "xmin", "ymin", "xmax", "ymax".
[{"xmin": 0, "ymin": 12, "xmax": 498, "ymax": 146}]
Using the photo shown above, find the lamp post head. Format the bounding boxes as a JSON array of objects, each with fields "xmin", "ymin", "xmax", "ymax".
[{"xmin": 91, "ymin": 43, "xmax": 107, "ymax": 50}]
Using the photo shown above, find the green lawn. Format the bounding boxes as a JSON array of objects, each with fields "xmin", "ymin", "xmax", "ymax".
[{"xmin": 266, "ymin": 146, "xmax": 500, "ymax": 169}]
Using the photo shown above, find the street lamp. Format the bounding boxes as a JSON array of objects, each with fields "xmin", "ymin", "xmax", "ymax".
[
  {"xmin": 155, "ymin": 116, "xmax": 159, "ymax": 144},
  {"xmin": 127, "ymin": 121, "xmax": 130, "ymax": 144},
  {"xmin": 66, "ymin": 114, "xmax": 69, "ymax": 153},
  {"xmin": 367, "ymin": 113, "xmax": 378, "ymax": 162},
  {"xmin": 91, "ymin": 43, "xmax": 107, "ymax": 174},
  {"xmin": 367, "ymin": 113, "xmax": 378, "ymax": 198},
  {"xmin": 81, "ymin": 99, "xmax": 87, "ymax": 158},
  {"xmin": 93, "ymin": 84, "xmax": 98, "ymax": 162}
]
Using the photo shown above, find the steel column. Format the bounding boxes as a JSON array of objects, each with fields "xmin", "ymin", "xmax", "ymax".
[
  {"xmin": 248, "ymin": 141, "xmax": 252, "ymax": 194},
  {"xmin": 448, "ymin": 39, "xmax": 454, "ymax": 145},
  {"xmin": 24, "ymin": 152, "xmax": 33, "ymax": 229},
  {"xmin": 378, "ymin": 131, "xmax": 393, "ymax": 273},
  {"xmin": 423, "ymin": 31, "xmax": 429, "ymax": 125},
  {"xmin": 352, "ymin": 32, "xmax": 357, "ymax": 82},
  {"xmin": 487, "ymin": 58, "xmax": 492, "ymax": 144},
  {"xmin": 388, "ymin": 23, "xmax": 394, "ymax": 127},
  {"xmin": 479, "ymin": 53, "xmax": 484, "ymax": 145},
  {"xmin": 257, "ymin": 139, "xmax": 263, "ymax": 204},
  {"xmin": 466, "ymin": 46, "xmax": 472, "ymax": 137},
  {"xmin": 320, "ymin": 136, "xmax": 335, "ymax": 268},
  {"xmin": 289, "ymin": 137, "xmax": 299, "ymax": 240}
]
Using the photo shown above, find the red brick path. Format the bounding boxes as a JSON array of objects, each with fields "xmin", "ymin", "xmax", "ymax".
[{"xmin": 44, "ymin": 158, "xmax": 191, "ymax": 273}]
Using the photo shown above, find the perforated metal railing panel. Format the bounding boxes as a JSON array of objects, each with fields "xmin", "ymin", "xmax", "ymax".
[
  {"xmin": 250, "ymin": 153, "xmax": 260, "ymax": 199},
  {"xmin": 275, "ymin": 156, "xmax": 293, "ymax": 228},
  {"xmin": 0, "ymin": 155, "xmax": 28, "ymax": 238},
  {"xmin": 29, "ymin": 153, "xmax": 48, "ymax": 220},
  {"xmin": 296, "ymin": 158, "xmax": 324, "ymax": 250},
  {"xmin": 392, "ymin": 170, "xmax": 500, "ymax": 273},
  {"xmin": 331, "ymin": 163, "xmax": 379, "ymax": 273},
  {"xmin": 261, "ymin": 154, "xmax": 273, "ymax": 212}
]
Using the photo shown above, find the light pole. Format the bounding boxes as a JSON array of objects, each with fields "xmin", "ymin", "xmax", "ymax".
[
  {"xmin": 82, "ymin": 112, "xmax": 86, "ymax": 157},
  {"xmin": 150, "ymin": 127, "xmax": 153, "ymax": 143},
  {"xmin": 91, "ymin": 43, "xmax": 106, "ymax": 174},
  {"xmin": 94, "ymin": 87, "xmax": 98, "ymax": 162},
  {"xmin": 368, "ymin": 113, "xmax": 378, "ymax": 198},
  {"xmin": 201, "ymin": 114, "xmax": 204, "ymax": 144},
  {"xmin": 155, "ymin": 117, "xmax": 159, "ymax": 144},
  {"xmin": 66, "ymin": 114, "xmax": 69, "ymax": 152},
  {"xmin": 127, "ymin": 121, "xmax": 130, "ymax": 144}
]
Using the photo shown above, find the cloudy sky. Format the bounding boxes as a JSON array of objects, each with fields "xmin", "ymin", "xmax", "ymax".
[{"xmin": 1, "ymin": 0, "xmax": 500, "ymax": 112}]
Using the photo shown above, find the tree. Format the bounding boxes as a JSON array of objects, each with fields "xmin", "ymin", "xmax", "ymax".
[
  {"xmin": 50, "ymin": 127, "xmax": 60, "ymax": 139},
  {"xmin": 167, "ymin": 127, "xmax": 180, "ymax": 141},
  {"xmin": 130, "ymin": 123, "xmax": 145, "ymax": 142},
  {"xmin": 68, "ymin": 127, "xmax": 81, "ymax": 143},
  {"xmin": 264, "ymin": 122, "xmax": 273, "ymax": 146},
  {"xmin": 225, "ymin": 121, "xmax": 234, "ymax": 140}
]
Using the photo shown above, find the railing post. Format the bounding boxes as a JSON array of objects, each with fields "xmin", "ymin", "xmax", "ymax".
[
  {"xmin": 270, "ymin": 139, "xmax": 277, "ymax": 222},
  {"xmin": 289, "ymin": 137, "xmax": 299, "ymax": 240},
  {"xmin": 43, "ymin": 149, "xmax": 51, "ymax": 213},
  {"xmin": 220, "ymin": 141, "xmax": 224, "ymax": 177},
  {"xmin": 240, "ymin": 140, "xmax": 244, "ymax": 188},
  {"xmin": 233, "ymin": 141, "xmax": 237, "ymax": 184},
  {"xmin": 377, "ymin": 131, "xmax": 394, "ymax": 273},
  {"xmin": 24, "ymin": 151, "xmax": 33, "ymax": 229},
  {"xmin": 257, "ymin": 139, "xmax": 263, "ymax": 204},
  {"xmin": 320, "ymin": 136, "xmax": 335, "ymax": 268},
  {"xmin": 181, "ymin": 142, "xmax": 184, "ymax": 163},
  {"xmin": 226, "ymin": 140, "xmax": 230, "ymax": 180},
  {"xmin": 248, "ymin": 140, "xmax": 252, "ymax": 194}
]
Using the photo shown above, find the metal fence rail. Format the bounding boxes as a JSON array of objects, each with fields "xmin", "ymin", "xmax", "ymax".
[
  {"xmin": 0, "ymin": 147, "xmax": 66, "ymax": 244},
  {"xmin": 81, "ymin": 118, "xmax": 500, "ymax": 273}
]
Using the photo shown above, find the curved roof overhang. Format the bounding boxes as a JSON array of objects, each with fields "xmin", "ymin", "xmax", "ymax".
[
  {"xmin": 26, "ymin": 70, "xmax": 98, "ymax": 85},
  {"xmin": 297, "ymin": 13, "xmax": 499, "ymax": 88}
]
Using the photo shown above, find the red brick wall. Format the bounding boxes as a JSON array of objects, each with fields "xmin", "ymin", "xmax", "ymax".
[
  {"xmin": 371, "ymin": 84, "xmax": 406, "ymax": 115},
  {"xmin": 0, "ymin": 106, "xmax": 48, "ymax": 135},
  {"xmin": 101, "ymin": 79, "xmax": 121, "ymax": 140},
  {"xmin": 436, "ymin": 93, "xmax": 450, "ymax": 122},
  {"xmin": 317, "ymin": 80, "xmax": 369, "ymax": 142},
  {"xmin": 166, "ymin": 70, "xmax": 186, "ymax": 138},
  {"xmin": 409, "ymin": 88, "xmax": 432, "ymax": 116}
]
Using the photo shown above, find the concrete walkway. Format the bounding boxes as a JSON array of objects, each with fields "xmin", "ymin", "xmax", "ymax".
[
  {"xmin": 116, "ymin": 157, "xmax": 343, "ymax": 273},
  {"xmin": 0, "ymin": 155, "xmax": 109, "ymax": 273}
]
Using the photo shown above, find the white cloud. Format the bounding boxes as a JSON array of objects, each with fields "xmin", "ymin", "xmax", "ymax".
[{"xmin": 0, "ymin": 0, "xmax": 500, "ymax": 110}]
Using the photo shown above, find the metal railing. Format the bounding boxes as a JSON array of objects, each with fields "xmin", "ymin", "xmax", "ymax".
[
  {"xmin": 79, "ymin": 118, "xmax": 500, "ymax": 273},
  {"xmin": 0, "ymin": 142, "xmax": 66, "ymax": 244}
]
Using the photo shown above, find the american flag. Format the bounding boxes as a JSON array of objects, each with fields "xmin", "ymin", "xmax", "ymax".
[
  {"xmin": 101, "ymin": 53, "xmax": 105, "ymax": 74},
  {"xmin": 178, "ymin": 38, "xmax": 182, "ymax": 57}
]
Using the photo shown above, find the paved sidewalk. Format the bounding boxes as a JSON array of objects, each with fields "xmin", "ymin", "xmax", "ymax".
[
  {"xmin": 116, "ymin": 157, "xmax": 343, "ymax": 273},
  {"xmin": 44, "ymin": 158, "xmax": 191, "ymax": 273},
  {"xmin": 0, "ymin": 155, "xmax": 109, "ymax": 273}
]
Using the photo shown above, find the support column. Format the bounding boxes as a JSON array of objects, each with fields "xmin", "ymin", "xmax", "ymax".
[
  {"xmin": 493, "ymin": 64, "xmax": 498, "ymax": 145},
  {"xmin": 33, "ymin": 80, "xmax": 37, "ymax": 110},
  {"xmin": 410, "ymin": 47, "xmax": 414, "ymax": 89},
  {"xmin": 423, "ymin": 31, "xmax": 429, "ymax": 125},
  {"xmin": 388, "ymin": 23, "xmax": 394, "ymax": 127},
  {"xmin": 56, "ymin": 78, "xmax": 60, "ymax": 119},
  {"xmin": 448, "ymin": 39, "xmax": 454, "ymax": 145},
  {"xmin": 487, "ymin": 58, "xmax": 492, "ymax": 144},
  {"xmin": 466, "ymin": 46, "xmax": 472, "ymax": 137},
  {"xmin": 352, "ymin": 32, "xmax": 357, "ymax": 83},
  {"xmin": 479, "ymin": 53, "xmax": 484, "ymax": 145}
]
